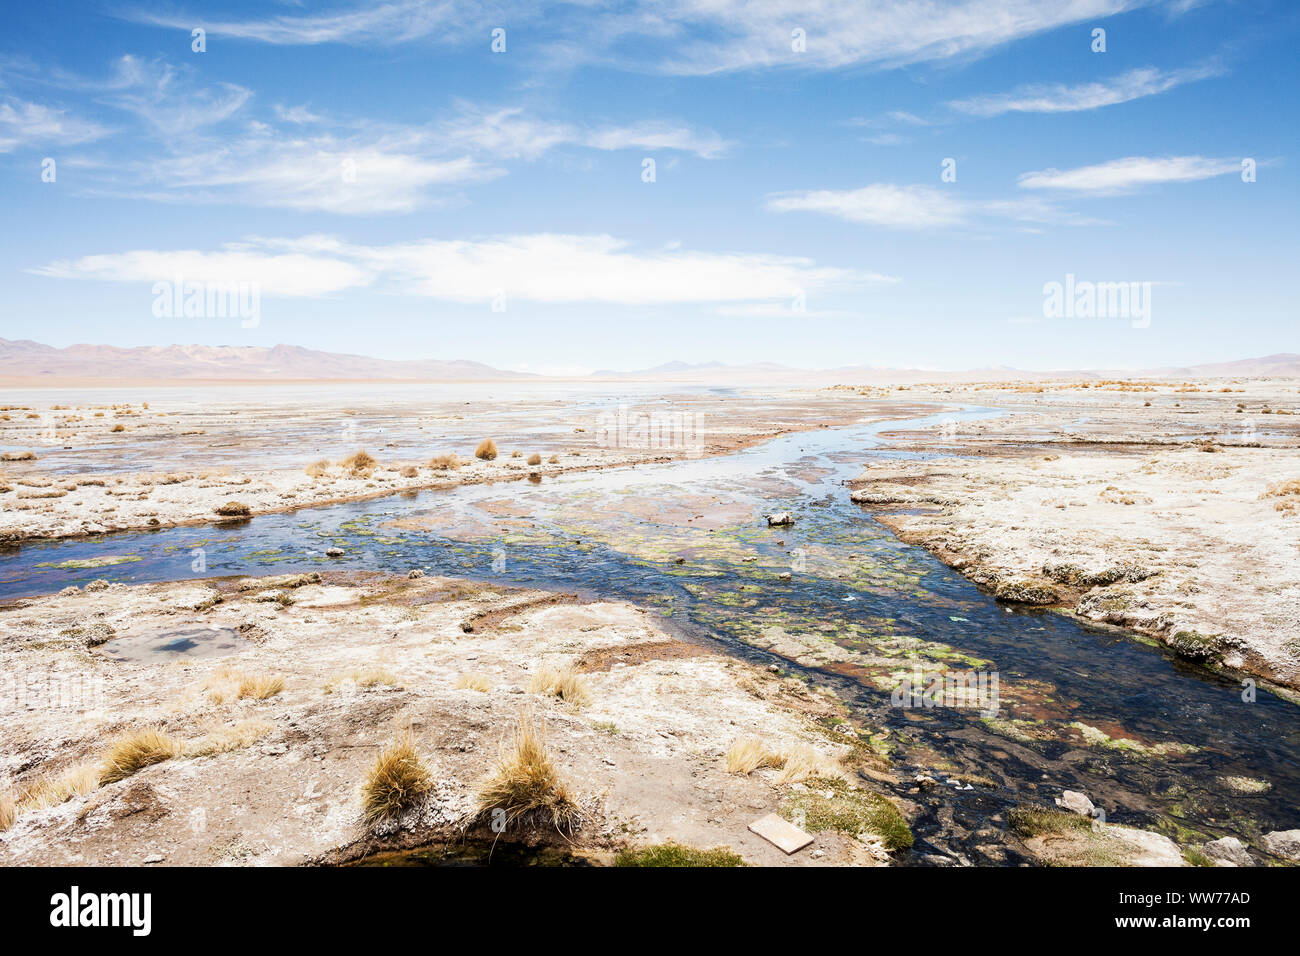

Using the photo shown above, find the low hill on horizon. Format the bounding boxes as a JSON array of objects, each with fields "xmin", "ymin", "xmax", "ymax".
[{"xmin": 2, "ymin": 338, "xmax": 1296, "ymax": 385}]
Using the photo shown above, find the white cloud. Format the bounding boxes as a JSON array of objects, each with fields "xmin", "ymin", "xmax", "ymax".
[
  {"xmin": 132, "ymin": 131, "xmax": 498, "ymax": 214},
  {"xmin": 127, "ymin": 0, "xmax": 1159, "ymax": 73},
  {"xmin": 595, "ymin": 0, "xmax": 1155, "ymax": 74},
  {"xmin": 581, "ymin": 120, "xmax": 729, "ymax": 159},
  {"xmin": 30, "ymin": 57, "xmax": 725, "ymax": 212},
  {"xmin": 767, "ymin": 184, "xmax": 966, "ymax": 229},
  {"xmin": 128, "ymin": 0, "xmax": 492, "ymax": 46},
  {"xmin": 1017, "ymin": 155, "xmax": 1240, "ymax": 193},
  {"xmin": 767, "ymin": 183, "xmax": 1104, "ymax": 229},
  {"xmin": 273, "ymin": 104, "xmax": 325, "ymax": 125},
  {"xmin": 0, "ymin": 97, "xmax": 109, "ymax": 152},
  {"xmin": 437, "ymin": 105, "xmax": 730, "ymax": 160},
  {"xmin": 949, "ymin": 65, "xmax": 1221, "ymax": 116},
  {"xmin": 862, "ymin": 133, "xmax": 910, "ymax": 146},
  {"xmin": 31, "ymin": 247, "xmax": 371, "ymax": 297},
  {"xmin": 105, "ymin": 56, "xmax": 252, "ymax": 136},
  {"xmin": 32, "ymin": 234, "xmax": 894, "ymax": 305}
]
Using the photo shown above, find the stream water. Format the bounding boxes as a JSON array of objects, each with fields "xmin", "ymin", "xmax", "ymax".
[{"xmin": 2, "ymin": 406, "xmax": 1296, "ymax": 862}]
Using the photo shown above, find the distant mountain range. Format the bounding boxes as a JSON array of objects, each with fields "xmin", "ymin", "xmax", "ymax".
[
  {"xmin": 1, "ymin": 338, "xmax": 1296, "ymax": 385},
  {"xmin": 0, "ymin": 339, "xmax": 531, "ymax": 383}
]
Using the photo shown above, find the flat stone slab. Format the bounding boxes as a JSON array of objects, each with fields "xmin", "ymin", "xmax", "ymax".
[{"xmin": 748, "ymin": 813, "xmax": 814, "ymax": 854}]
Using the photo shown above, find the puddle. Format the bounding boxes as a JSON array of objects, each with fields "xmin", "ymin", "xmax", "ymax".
[{"xmin": 94, "ymin": 625, "xmax": 242, "ymax": 663}]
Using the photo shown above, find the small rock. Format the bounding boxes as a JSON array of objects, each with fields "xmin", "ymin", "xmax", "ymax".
[
  {"xmin": 994, "ymin": 579, "xmax": 1058, "ymax": 605},
  {"xmin": 1262, "ymin": 829, "xmax": 1300, "ymax": 861},
  {"xmin": 59, "ymin": 586, "xmax": 80, "ymax": 596},
  {"xmin": 85, "ymin": 578, "xmax": 110, "ymax": 592},
  {"xmin": 777, "ymin": 572, "xmax": 792, "ymax": 581},
  {"xmin": 1202, "ymin": 836, "xmax": 1253, "ymax": 867},
  {"xmin": 83, "ymin": 622, "xmax": 116, "ymax": 648},
  {"xmin": 1055, "ymin": 790, "xmax": 1096, "ymax": 818},
  {"xmin": 407, "ymin": 569, "xmax": 424, "ymax": 579},
  {"xmin": 142, "ymin": 854, "xmax": 164, "ymax": 864},
  {"xmin": 325, "ymin": 547, "xmax": 344, "ymax": 557},
  {"xmin": 766, "ymin": 512, "xmax": 794, "ymax": 526}
]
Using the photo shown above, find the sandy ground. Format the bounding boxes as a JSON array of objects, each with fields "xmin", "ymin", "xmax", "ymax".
[
  {"xmin": 0, "ymin": 388, "xmax": 870, "ymax": 543},
  {"xmin": 0, "ymin": 572, "xmax": 900, "ymax": 866},
  {"xmin": 847, "ymin": 378, "xmax": 1300, "ymax": 691}
]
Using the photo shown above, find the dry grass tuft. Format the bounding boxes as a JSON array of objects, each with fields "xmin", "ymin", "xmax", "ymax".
[
  {"xmin": 361, "ymin": 729, "xmax": 433, "ymax": 824},
  {"xmin": 399, "ymin": 465, "xmax": 418, "ymax": 478},
  {"xmin": 305, "ymin": 458, "xmax": 331, "ymax": 477},
  {"xmin": 324, "ymin": 667, "xmax": 398, "ymax": 693},
  {"xmin": 16, "ymin": 764, "xmax": 100, "ymax": 812},
  {"xmin": 1265, "ymin": 479, "xmax": 1300, "ymax": 515},
  {"xmin": 187, "ymin": 719, "xmax": 275, "ymax": 757},
  {"xmin": 476, "ymin": 711, "xmax": 582, "ymax": 835},
  {"xmin": 429, "ymin": 453, "xmax": 461, "ymax": 470},
  {"xmin": 725, "ymin": 737, "xmax": 785, "ymax": 775},
  {"xmin": 527, "ymin": 665, "xmax": 592, "ymax": 706},
  {"xmin": 340, "ymin": 449, "xmax": 377, "ymax": 476},
  {"xmin": 773, "ymin": 744, "xmax": 843, "ymax": 785},
  {"xmin": 475, "ymin": 438, "xmax": 498, "ymax": 461},
  {"xmin": 526, "ymin": 453, "xmax": 542, "ymax": 466},
  {"xmin": 0, "ymin": 794, "xmax": 14, "ymax": 832},
  {"xmin": 99, "ymin": 729, "xmax": 184, "ymax": 785},
  {"xmin": 456, "ymin": 672, "xmax": 494, "ymax": 692},
  {"xmin": 204, "ymin": 668, "xmax": 285, "ymax": 702},
  {"xmin": 215, "ymin": 500, "xmax": 251, "ymax": 517}
]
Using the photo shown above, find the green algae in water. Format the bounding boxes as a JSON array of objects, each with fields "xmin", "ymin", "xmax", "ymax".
[{"xmin": 37, "ymin": 555, "xmax": 141, "ymax": 570}]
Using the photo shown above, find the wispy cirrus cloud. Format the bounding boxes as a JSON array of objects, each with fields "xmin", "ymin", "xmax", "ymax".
[
  {"xmin": 0, "ymin": 97, "xmax": 110, "ymax": 152},
  {"xmin": 126, "ymin": 0, "xmax": 1162, "ymax": 74},
  {"xmin": 127, "ymin": 0, "xmax": 496, "ymax": 46},
  {"xmin": 437, "ymin": 104, "xmax": 730, "ymax": 160},
  {"xmin": 765, "ymin": 183, "xmax": 1101, "ymax": 230},
  {"xmin": 949, "ymin": 64, "xmax": 1222, "ymax": 116},
  {"xmin": 31, "ymin": 233, "xmax": 895, "ymax": 305},
  {"xmin": 1017, "ymin": 155, "xmax": 1241, "ymax": 193},
  {"xmin": 16, "ymin": 54, "xmax": 726, "ymax": 213}
]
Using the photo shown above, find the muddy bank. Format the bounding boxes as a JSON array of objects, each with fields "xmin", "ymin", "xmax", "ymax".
[{"xmin": 847, "ymin": 379, "xmax": 1300, "ymax": 692}]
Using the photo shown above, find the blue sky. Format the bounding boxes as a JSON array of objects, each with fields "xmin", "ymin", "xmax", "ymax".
[{"xmin": 1, "ymin": 0, "xmax": 1296, "ymax": 373}]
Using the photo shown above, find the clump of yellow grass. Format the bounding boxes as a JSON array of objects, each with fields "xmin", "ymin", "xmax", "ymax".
[
  {"xmin": 340, "ymin": 449, "xmax": 377, "ymax": 476},
  {"xmin": 527, "ymin": 665, "xmax": 591, "ymax": 706},
  {"xmin": 187, "ymin": 719, "xmax": 274, "ymax": 757},
  {"xmin": 361, "ymin": 728, "xmax": 433, "ymax": 824},
  {"xmin": 456, "ymin": 673, "xmax": 493, "ymax": 692},
  {"xmin": 204, "ymin": 668, "xmax": 284, "ymax": 703},
  {"xmin": 476, "ymin": 710, "xmax": 582, "ymax": 835},
  {"xmin": 17, "ymin": 764, "xmax": 99, "ymax": 811},
  {"xmin": 724, "ymin": 737, "xmax": 785, "ymax": 775},
  {"xmin": 99, "ymin": 729, "xmax": 184, "ymax": 785},
  {"xmin": 475, "ymin": 439, "xmax": 498, "ymax": 461}
]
